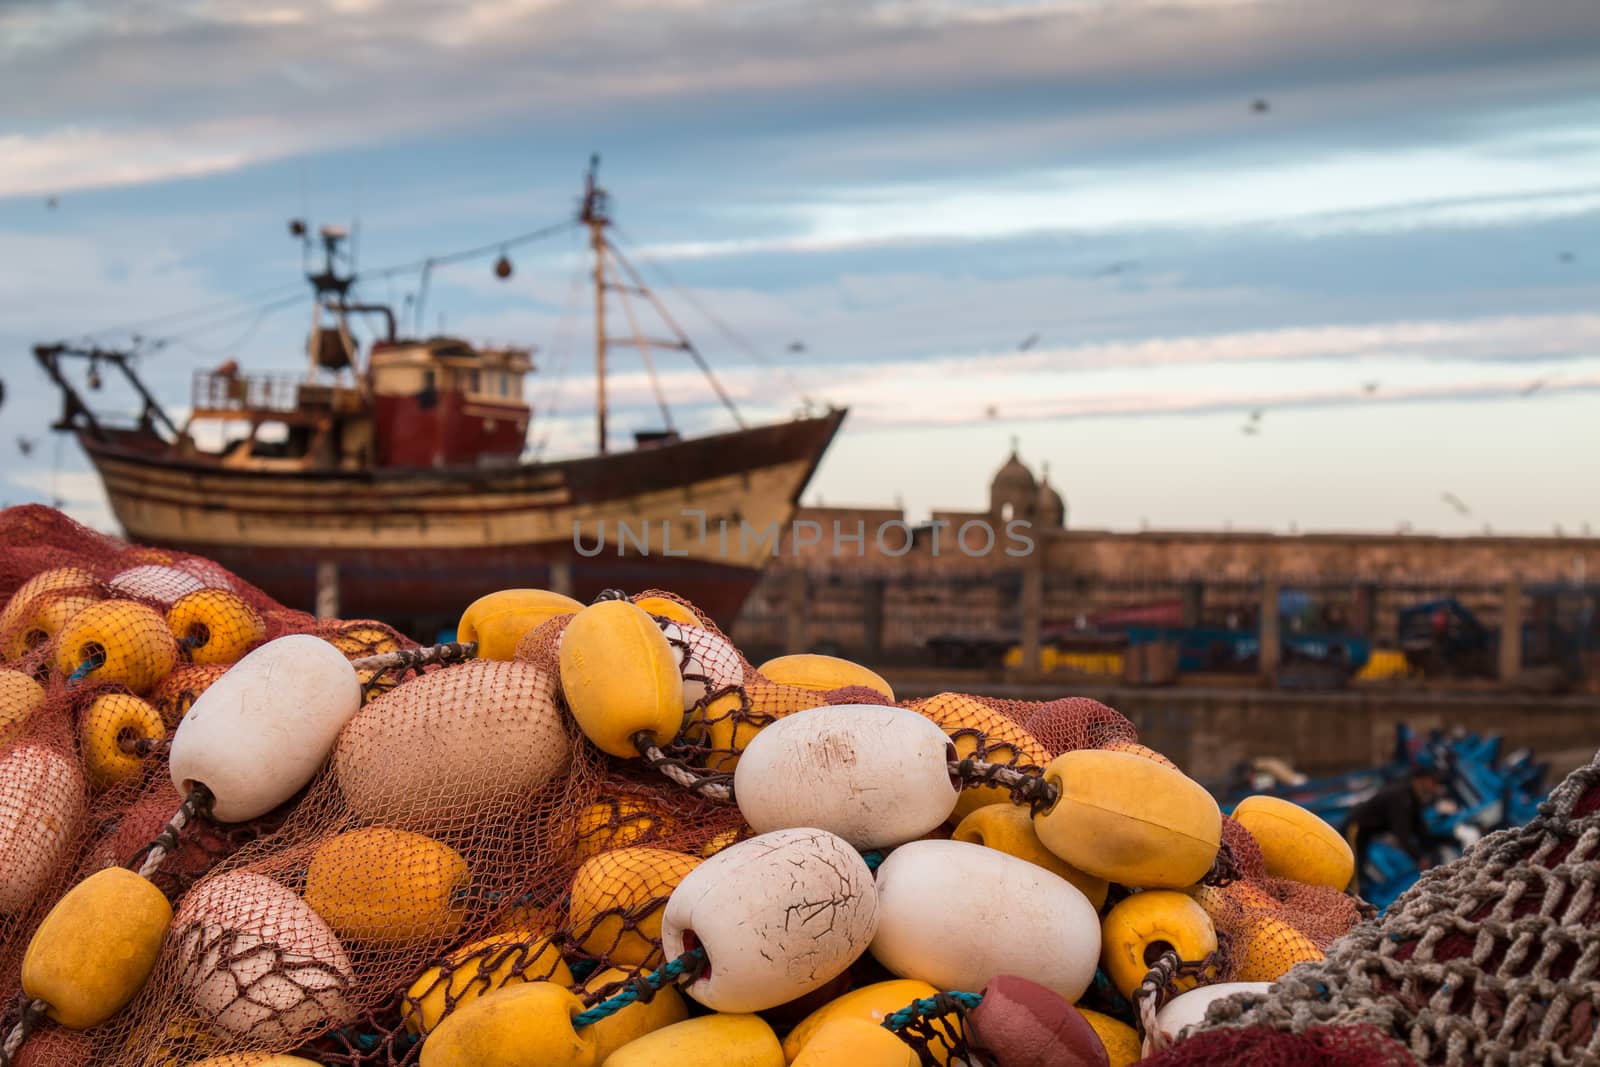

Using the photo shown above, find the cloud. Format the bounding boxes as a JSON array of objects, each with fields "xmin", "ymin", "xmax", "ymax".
[{"xmin": 3, "ymin": 0, "xmax": 1599, "ymax": 198}]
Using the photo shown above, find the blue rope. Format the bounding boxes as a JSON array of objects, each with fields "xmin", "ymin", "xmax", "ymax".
[
  {"xmin": 881, "ymin": 992, "xmax": 983, "ymax": 1032},
  {"xmin": 861, "ymin": 850, "xmax": 885, "ymax": 871},
  {"xmin": 572, "ymin": 948, "xmax": 706, "ymax": 1029},
  {"xmin": 66, "ymin": 658, "xmax": 99, "ymax": 686}
]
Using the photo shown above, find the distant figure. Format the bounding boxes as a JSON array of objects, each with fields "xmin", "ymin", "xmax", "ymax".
[
  {"xmin": 1347, "ymin": 766, "xmax": 1446, "ymax": 890},
  {"xmin": 787, "ymin": 341, "xmax": 806, "ymax": 353},
  {"xmin": 1252, "ymin": 98, "xmax": 1270, "ymax": 114},
  {"xmin": 46, "ymin": 196, "xmax": 58, "ymax": 210},
  {"xmin": 215, "ymin": 358, "xmax": 240, "ymax": 378},
  {"xmin": 17, "ymin": 437, "xmax": 33, "ymax": 457},
  {"xmin": 1018, "ymin": 333, "xmax": 1040, "ymax": 351}
]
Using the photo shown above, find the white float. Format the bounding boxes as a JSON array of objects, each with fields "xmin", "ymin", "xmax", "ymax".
[
  {"xmin": 1144, "ymin": 982, "xmax": 1274, "ymax": 1053},
  {"xmin": 169, "ymin": 634, "xmax": 361, "ymax": 821},
  {"xmin": 733, "ymin": 704, "xmax": 959, "ymax": 849},
  {"xmin": 659, "ymin": 621, "xmax": 744, "ymax": 710},
  {"xmin": 108, "ymin": 565, "xmax": 206, "ymax": 605},
  {"xmin": 0, "ymin": 745, "xmax": 86, "ymax": 914},
  {"xmin": 870, "ymin": 839, "xmax": 1100, "ymax": 1001},
  {"xmin": 172, "ymin": 872, "xmax": 355, "ymax": 1042},
  {"xmin": 662, "ymin": 828, "xmax": 878, "ymax": 1013}
]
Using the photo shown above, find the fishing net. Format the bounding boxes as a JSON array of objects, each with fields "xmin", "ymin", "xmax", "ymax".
[
  {"xmin": 1184, "ymin": 745, "xmax": 1600, "ymax": 1066},
  {"xmin": 1142, "ymin": 1024, "xmax": 1418, "ymax": 1066},
  {"xmin": 0, "ymin": 504, "xmax": 1379, "ymax": 1066}
]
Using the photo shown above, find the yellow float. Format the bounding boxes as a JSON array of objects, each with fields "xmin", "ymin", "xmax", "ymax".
[
  {"xmin": 458, "ymin": 589, "xmax": 583, "ymax": 661},
  {"xmin": 166, "ymin": 589, "xmax": 265, "ymax": 665},
  {"xmin": 579, "ymin": 965, "xmax": 690, "ymax": 1061},
  {"xmin": 602, "ymin": 1013, "xmax": 785, "ymax": 1067},
  {"xmin": 403, "ymin": 930, "xmax": 572, "ymax": 1036},
  {"xmin": 912, "ymin": 692, "xmax": 1051, "ymax": 821},
  {"xmin": 53, "ymin": 600, "xmax": 178, "ymax": 694},
  {"xmin": 1033, "ymin": 749, "xmax": 1221, "ymax": 889},
  {"xmin": 80, "ymin": 693, "xmax": 166, "ymax": 789},
  {"xmin": 950, "ymin": 803, "xmax": 1108, "ymax": 909},
  {"xmin": 419, "ymin": 981, "xmax": 596, "ymax": 1067},
  {"xmin": 304, "ymin": 827, "xmax": 470, "ymax": 946},
  {"xmin": 559, "ymin": 600, "xmax": 683, "ymax": 756},
  {"xmin": 567, "ymin": 847, "xmax": 701, "ymax": 967},
  {"xmin": 756, "ymin": 653, "xmax": 893, "ymax": 699},
  {"xmin": 1230, "ymin": 795, "xmax": 1355, "ymax": 891},
  {"xmin": 1098, "ymin": 891, "xmax": 1218, "ymax": 998}
]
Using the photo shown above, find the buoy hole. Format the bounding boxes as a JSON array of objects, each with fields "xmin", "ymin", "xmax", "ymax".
[
  {"xmin": 187, "ymin": 623, "xmax": 211, "ymax": 648},
  {"xmin": 680, "ymin": 928, "xmax": 709, "ymax": 971},
  {"xmin": 946, "ymin": 741, "xmax": 962, "ymax": 791},
  {"xmin": 79, "ymin": 642, "xmax": 107, "ymax": 670},
  {"xmin": 21, "ymin": 628, "xmax": 47, "ymax": 651},
  {"xmin": 1144, "ymin": 940, "xmax": 1176, "ymax": 967}
]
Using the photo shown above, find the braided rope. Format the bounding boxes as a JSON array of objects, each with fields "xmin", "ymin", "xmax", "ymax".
[
  {"xmin": 65, "ymin": 655, "xmax": 100, "ymax": 686},
  {"xmin": 117, "ymin": 734, "xmax": 170, "ymax": 758},
  {"xmin": 1134, "ymin": 940, "xmax": 1231, "ymax": 1052},
  {"xmin": 949, "ymin": 758, "xmax": 1059, "ymax": 813},
  {"xmin": 882, "ymin": 991, "xmax": 985, "ymax": 1032},
  {"xmin": 0, "ymin": 996, "xmax": 48, "ymax": 1067},
  {"xmin": 632, "ymin": 732, "xmax": 734, "ymax": 802},
  {"xmin": 572, "ymin": 948, "xmax": 708, "ymax": 1028},
  {"xmin": 127, "ymin": 783, "xmax": 214, "ymax": 880},
  {"xmin": 1195, "ymin": 747, "xmax": 1600, "ymax": 1064}
]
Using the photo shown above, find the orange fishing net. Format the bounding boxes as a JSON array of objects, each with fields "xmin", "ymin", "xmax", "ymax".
[{"xmin": 0, "ymin": 504, "xmax": 1371, "ymax": 1066}]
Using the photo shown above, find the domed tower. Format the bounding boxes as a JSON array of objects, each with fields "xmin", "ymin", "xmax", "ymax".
[
  {"xmin": 989, "ymin": 441, "xmax": 1037, "ymax": 524},
  {"xmin": 1035, "ymin": 463, "xmax": 1066, "ymax": 529}
]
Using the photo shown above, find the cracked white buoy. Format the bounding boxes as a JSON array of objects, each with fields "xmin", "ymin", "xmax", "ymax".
[
  {"xmin": 662, "ymin": 828, "xmax": 878, "ymax": 1013},
  {"xmin": 733, "ymin": 704, "xmax": 960, "ymax": 849},
  {"xmin": 870, "ymin": 839, "xmax": 1101, "ymax": 1002}
]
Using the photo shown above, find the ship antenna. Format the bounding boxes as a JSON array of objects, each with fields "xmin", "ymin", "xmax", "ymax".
[{"xmin": 581, "ymin": 153, "xmax": 611, "ymax": 455}]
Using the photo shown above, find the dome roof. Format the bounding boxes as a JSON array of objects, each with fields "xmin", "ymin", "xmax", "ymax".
[
  {"xmin": 1035, "ymin": 467, "xmax": 1065, "ymax": 527},
  {"xmin": 991, "ymin": 449, "xmax": 1036, "ymax": 495}
]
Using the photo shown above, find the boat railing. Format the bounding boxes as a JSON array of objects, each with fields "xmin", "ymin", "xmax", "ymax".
[{"xmin": 192, "ymin": 371, "xmax": 364, "ymax": 416}]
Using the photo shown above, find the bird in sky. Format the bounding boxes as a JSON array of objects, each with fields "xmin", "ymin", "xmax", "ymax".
[
  {"xmin": 1441, "ymin": 492, "xmax": 1472, "ymax": 517},
  {"xmin": 16, "ymin": 437, "xmax": 34, "ymax": 458},
  {"xmin": 1252, "ymin": 98, "xmax": 1271, "ymax": 114},
  {"xmin": 1092, "ymin": 261, "xmax": 1139, "ymax": 278},
  {"xmin": 1017, "ymin": 333, "xmax": 1040, "ymax": 351},
  {"xmin": 1522, "ymin": 377, "xmax": 1552, "ymax": 396},
  {"xmin": 985, "ymin": 404, "xmax": 1000, "ymax": 419},
  {"xmin": 787, "ymin": 341, "xmax": 806, "ymax": 353},
  {"xmin": 45, "ymin": 196, "xmax": 58, "ymax": 210},
  {"xmin": 1362, "ymin": 381, "xmax": 1380, "ymax": 395}
]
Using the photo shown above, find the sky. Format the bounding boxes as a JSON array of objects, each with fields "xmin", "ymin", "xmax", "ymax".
[{"xmin": 1, "ymin": 0, "xmax": 1598, "ymax": 537}]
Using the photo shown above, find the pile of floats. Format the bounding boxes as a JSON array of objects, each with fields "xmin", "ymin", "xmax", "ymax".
[{"xmin": 0, "ymin": 570, "xmax": 1365, "ymax": 1067}]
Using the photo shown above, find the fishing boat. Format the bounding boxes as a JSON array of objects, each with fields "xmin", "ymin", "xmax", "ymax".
[{"xmin": 33, "ymin": 159, "xmax": 845, "ymax": 638}]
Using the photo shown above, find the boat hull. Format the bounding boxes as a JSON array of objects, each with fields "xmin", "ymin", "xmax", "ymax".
[{"xmin": 80, "ymin": 411, "xmax": 845, "ymax": 636}]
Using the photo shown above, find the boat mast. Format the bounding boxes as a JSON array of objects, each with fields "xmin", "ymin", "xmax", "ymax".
[{"xmin": 581, "ymin": 155, "xmax": 610, "ymax": 455}]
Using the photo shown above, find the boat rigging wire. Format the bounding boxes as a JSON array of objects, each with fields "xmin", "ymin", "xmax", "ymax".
[
  {"xmin": 610, "ymin": 224, "xmax": 813, "ymax": 411},
  {"xmin": 603, "ymin": 237, "xmax": 745, "ymax": 430},
  {"xmin": 71, "ymin": 217, "xmax": 577, "ymax": 348}
]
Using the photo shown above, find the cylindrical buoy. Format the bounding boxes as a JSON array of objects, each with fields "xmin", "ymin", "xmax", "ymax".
[
  {"xmin": 53, "ymin": 599, "xmax": 178, "ymax": 694},
  {"xmin": 869, "ymin": 839, "xmax": 1100, "ymax": 1002},
  {"xmin": 734, "ymin": 705, "xmax": 960, "ymax": 848},
  {"xmin": 457, "ymin": 589, "xmax": 581, "ymax": 661},
  {"xmin": 166, "ymin": 589, "xmax": 266, "ymax": 665},
  {"xmin": 1099, "ymin": 891, "xmax": 1217, "ymax": 999},
  {"xmin": 756, "ymin": 653, "xmax": 894, "ymax": 700},
  {"xmin": 170, "ymin": 634, "xmax": 361, "ymax": 821},
  {"xmin": 599, "ymin": 1013, "xmax": 785, "ymax": 1067},
  {"xmin": 1144, "ymin": 982, "xmax": 1272, "ymax": 1054},
  {"xmin": 171, "ymin": 872, "xmax": 355, "ymax": 1042},
  {"xmin": 0, "ymin": 669, "xmax": 45, "ymax": 745},
  {"xmin": 1033, "ymin": 749, "xmax": 1221, "ymax": 889},
  {"xmin": 1229, "ymin": 914, "xmax": 1324, "ymax": 982},
  {"xmin": 403, "ymin": 931, "xmax": 572, "ymax": 1037},
  {"xmin": 568, "ymin": 847, "xmax": 702, "ymax": 968},
  {"xmin": 792, "ymin": 1017, "xmax": 919, "ymax": 1067},
  {"xmin": 559, "ymin": 600, "xmax": 684, "ymax": 756},
  {"xmin": 79, "ymin": 693, "xmax": 165, "ymax": 790},
  {"xmin": 334, "ymin": 658, "xmax": 570, "ymax": 829},
  {"xmin": 579, "ymin": 965, "xmax": 690, "ymax": 1061},
  {"xmin": 662, "ymin": 828, "xmax": 878, "ymax": 1013},
  {"xmin": 1079, "ymin": 1008, "xmax": 1141, "ymax": 1067},
  {"xmin": 1230, "ymin": 795, "xmax": 1355, "ymax": 891},
  {"xmin": 303, "ymin": 827, "xmax": 470, "ymax": 947},
  {"xmin": 0, "ymin": 744, "xmax": 87, "ymax": 914},
  {"xmin": 21, "ymin": 867, "xmax": 172, "ymax": 1029},
  {"xmin": 782, "ymin": 979, "xmax": 939, "ymax": 1061},
  {"xmin": 419, "ymin": 981, "xmax": 596, "ymax": 1067},
  {"xmin": 950, "ymin": 803, "xmax": 1108, "ymax": 909}
]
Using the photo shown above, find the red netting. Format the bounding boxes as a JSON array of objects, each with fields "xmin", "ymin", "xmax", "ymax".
[
  {"xmin": 1142, "ymin": 1024, "xmax": 1418, "ymax": 1065},
  {"xmin": 0, "ymin": 504, "xmax": 1379, "ymax": 1066}
]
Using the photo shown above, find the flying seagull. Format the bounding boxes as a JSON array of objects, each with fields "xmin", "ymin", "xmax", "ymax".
[
  {"xmin": 16, "ymin": 437, "xmax": 34, "ymax": 458},
  {"xmin": 1362, "ymin": 381, "xmax": 1380, "ymax": 395},
  {"xmin": 1017, "ymin": 334, "xmax": 1040, "ymax": 351},
  {"xmin": 787, "ymin": 341, "xmax": 806, "ymax": 353},
  {"xmin": 1252, "ymin": 99, "xmax": 1270, "ymax": 114},
  {"xmin": 1441, "ymin": 492, "xmax": 1472, "ymax": 517}
]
